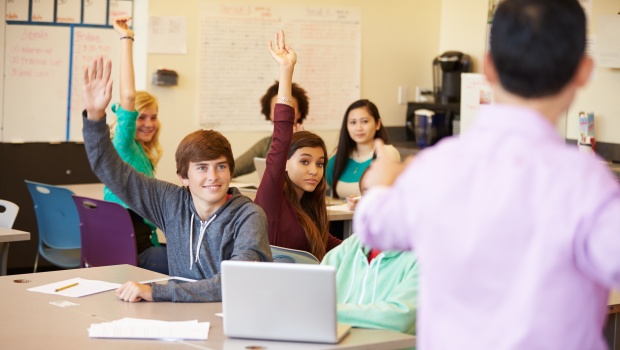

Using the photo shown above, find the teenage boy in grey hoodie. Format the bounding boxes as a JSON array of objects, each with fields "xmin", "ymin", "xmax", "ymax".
[{"xmin": 81, "ymin": 57, "xmax": 272, "ymax": 303}]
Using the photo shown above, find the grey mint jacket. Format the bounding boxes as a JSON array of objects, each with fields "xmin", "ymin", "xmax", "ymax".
[{"xmin": 83, "ymin": 114, "xmax": 272, "ymax": 302}]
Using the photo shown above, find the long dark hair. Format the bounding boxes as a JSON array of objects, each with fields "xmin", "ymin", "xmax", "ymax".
[
  {"xmin": 331, "ymin": 99, "xmax": 388, "ymax": 198},
  {"xmin": 284, "ymin": 131, "xmax": 329, "ymax": 260}
]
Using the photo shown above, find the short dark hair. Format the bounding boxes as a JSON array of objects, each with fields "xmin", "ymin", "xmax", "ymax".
[
  {"xmin": 490, "ymin": 0, "xmax": 586, "ymax": 98},
  {"xmin": 260, "ymin": 81, "xmax": 310, "ymax": 123},
  {"xmin": 175, "ymin": 130, "xmax": 235, "ymax": 178}
]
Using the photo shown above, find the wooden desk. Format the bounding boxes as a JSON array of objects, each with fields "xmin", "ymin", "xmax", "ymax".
[
  {"xmin": 0, "ymin": 265, "xmax": 415, "ymax": 349},
  {"xmin": 0, "ymin": 227, "xmax": 30, "ymax": 275}
]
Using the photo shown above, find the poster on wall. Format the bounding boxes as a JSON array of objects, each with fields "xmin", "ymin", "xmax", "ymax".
[{"xmin": 199, "ymin": 3, "xmax": 361, "ymax": 132}]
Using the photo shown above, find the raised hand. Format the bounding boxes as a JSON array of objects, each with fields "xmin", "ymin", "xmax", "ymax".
[
  {"xmin": 362, "ymin": 139, "xmax": 409, "ymax": 189},
  {"xmin": 83, "ymin": 56, "xmax": 113, "ymax": 120},
  {"xmin": 268, "ymin": 30, "xmax": 297, "ymax": 69},
  {"xmin": 113, "ymin": 16, "xmax": 134, "ymax": 37}
]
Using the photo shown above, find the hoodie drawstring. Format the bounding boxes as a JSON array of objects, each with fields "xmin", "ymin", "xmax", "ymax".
[{"xmin": 189, "ymin": 213, "xmax": 217, "ymax": 270}]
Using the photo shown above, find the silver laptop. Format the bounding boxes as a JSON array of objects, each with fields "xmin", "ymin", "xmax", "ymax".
[
  {"xmin": 253, "ymin": 157, "xmax": 267, "ymax": 184},
  {"xmin": 221, "ymin": 261, "xmax": 352, "ymax": 344}
]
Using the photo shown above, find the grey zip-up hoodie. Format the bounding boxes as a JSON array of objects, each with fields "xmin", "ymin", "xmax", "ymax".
[{"xmin": 83, "ymin": 114, "xmax": 272, "ymax": 302}]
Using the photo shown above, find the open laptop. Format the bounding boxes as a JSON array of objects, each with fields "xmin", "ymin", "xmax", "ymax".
[
  {"xmin": 221, "ymin": 260, "xmax": 351, "ymax": 344},
  {"xmin": 253, "ymin": 157, "xmax": 267, "ymax": 184}
]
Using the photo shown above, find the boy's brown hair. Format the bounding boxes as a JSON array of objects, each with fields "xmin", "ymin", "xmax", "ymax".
[{"xmin": 175, "ymin": 129, "xmax": 235, "ymax": 178}]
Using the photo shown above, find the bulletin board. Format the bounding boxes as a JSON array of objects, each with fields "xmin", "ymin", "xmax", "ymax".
[{"xmin": 1, "ymin": 0, "xmax": 132, "ymax": 142}]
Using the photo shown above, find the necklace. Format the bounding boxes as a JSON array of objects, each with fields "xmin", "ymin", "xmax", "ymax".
[{"xmin": 352, "ymin": 148, "xmax": 373, "ymax": 175}]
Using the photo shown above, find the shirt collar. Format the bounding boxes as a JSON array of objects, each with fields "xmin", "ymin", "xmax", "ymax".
[{"xmin": 470, "ymin": 104, "xmax": 564, "ymax": 144}]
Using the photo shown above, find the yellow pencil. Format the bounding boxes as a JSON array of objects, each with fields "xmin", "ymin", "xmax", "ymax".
[{"xmin": 55, "ymin": 282, "xmax": 79, "ymax": 292}]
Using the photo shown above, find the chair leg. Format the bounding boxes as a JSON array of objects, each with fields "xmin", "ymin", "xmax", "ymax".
[{"xmin": 33, "ymin": 252, "xmax": 40, "ymax": 273}]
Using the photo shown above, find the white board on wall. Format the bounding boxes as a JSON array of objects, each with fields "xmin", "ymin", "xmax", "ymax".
[
  {"xmin": 198, "ymin": 3, "xmax": 361, "ymax": 132},
  {"xmin": 68, "ymin": 27, "xmax": 120, "ymax": 141},
  {"xmin": 2, "ymin": 25, "xmax": 119, "ymax": 143},
  {"xmin": 3, "ymin": 25, "xmax": 71, "ymax": 142}
]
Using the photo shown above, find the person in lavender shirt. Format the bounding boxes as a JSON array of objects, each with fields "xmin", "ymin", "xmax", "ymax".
[{"xmin": 354, "ymin": 0, "xmax": 620, "ymax": 349}]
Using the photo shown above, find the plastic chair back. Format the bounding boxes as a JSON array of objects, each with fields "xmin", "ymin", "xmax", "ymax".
[
  {"xmin": 25, "ymin": 180, "xmax": 81, "ymax": 272},
  {"xmin": 25, "ymin": 181, "xmax": 81, "ymax": 249},
  {"xmin": 0, "ymin": 199, "xmax": 19, "ymax": 228},
  {"xmin": 72, "ymin": 195, "xmax": 137, "ymax": 267},
  {"xmin": 270, "ymin": 245, "xmax": 320, "ymax": 264}
]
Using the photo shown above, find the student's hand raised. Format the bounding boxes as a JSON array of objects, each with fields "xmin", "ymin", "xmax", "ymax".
[
  {"xmin": 83, "ymin": 57, "xmax": 113, "ymax": 121},
  {"xmin": 113, "ymin": 16, "xmax": 134, "ymax": 37},
  {"xmin": 362, "ymin": 139, "xmax": 410, "ymax": 189},
  {"xmin": 268, "ymin": 30, "xmax": 296, "ymax": 69}
]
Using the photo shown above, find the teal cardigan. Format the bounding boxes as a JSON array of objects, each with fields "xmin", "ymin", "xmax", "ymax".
[{"xmin": 103, "ymin": 103, "xmax": 159, "ymax": 245}]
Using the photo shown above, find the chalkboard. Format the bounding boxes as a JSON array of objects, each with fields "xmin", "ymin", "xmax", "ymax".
[{"xmin": 2, "ymin": 0, "xmax": 132, "ymax": 143}]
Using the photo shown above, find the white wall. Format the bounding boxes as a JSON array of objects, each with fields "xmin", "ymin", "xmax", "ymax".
[
  {"xmin": 143, "ymin": 0, "xmax": 442, "ymax": 184},
  {"xmin": 438, "ymin": 0, "xmax": 620, "ymax": 141},
  {"xmin": 567, "ymin": 0, "xmax": 620, "ymax": 144},
  {"xmin": 438, "ymin": 0, "xmax": 487, "ymax": 73}
]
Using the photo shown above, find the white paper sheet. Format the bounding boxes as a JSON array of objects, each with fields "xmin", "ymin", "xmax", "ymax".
[
  {"xmin": 88, "ymin": 318, "xmax": 210, "ymax": 340},
  {"xmin": 27, "ymin": 277, "xmax": 121, "ymax": 297},
  {"xmin": 327, "ymin": 203, "xmax": 354, "ymax": 213},
  {"xmin": 597, "ymin": 15, "xmax": 620, "ymax": 68},
  {"xmin": 148, "ymin": 16, "xmax": 188, "ymax": 54}
]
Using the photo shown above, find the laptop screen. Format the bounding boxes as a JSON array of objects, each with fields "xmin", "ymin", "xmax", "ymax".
[
  {"xmin": 253, "ymin": 157, "xmax": 267, "ymax": 184},
  {"xmin": 221, "ymin": 261, "xmax": 350, "ymax": 343}
]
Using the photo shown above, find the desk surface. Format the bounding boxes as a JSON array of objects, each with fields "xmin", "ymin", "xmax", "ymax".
[
  {"xmin": 0, "ymin": 227, "xmax": 30, "ymax": 243},
  {"xmin": 0, "ymin": 265, "xmax": 415, "ymax": 350}
]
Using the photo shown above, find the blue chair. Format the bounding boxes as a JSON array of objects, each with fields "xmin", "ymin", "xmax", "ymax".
[
  {"xmin": 72, "ymin": 195, "xmax": 137, "ymax": 268},
  {"xmin": 25, "ymin": 180, "xmax": 81, "ymax": 272},
  {"xmin": 270, "ymin": 245, "xmax": 319, "ymax": 264}
]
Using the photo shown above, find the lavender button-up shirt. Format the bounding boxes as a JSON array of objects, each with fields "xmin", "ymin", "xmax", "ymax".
[{"xmin": 355, "ymin": 104, "xmax": 620, "ymax": 349}]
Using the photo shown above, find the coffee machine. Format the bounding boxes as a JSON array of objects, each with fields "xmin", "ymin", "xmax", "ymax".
[
  {"xmin": 433, "ymin": 51, "xmax": 472, "ymax": 104},
  {"xmin": 405, "ymin": 51, "xmax": 471, "ymax": 147}
]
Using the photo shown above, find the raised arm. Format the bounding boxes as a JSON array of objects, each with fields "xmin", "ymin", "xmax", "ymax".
[
  {"xmin": 83, "ymin": 57, "xmax": 113, "ymax": 121},
  {"xmin": 113, "ymin": 17, "xmax": 136, "ymax": 111}
]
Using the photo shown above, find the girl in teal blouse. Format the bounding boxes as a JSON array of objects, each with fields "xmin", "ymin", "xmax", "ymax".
[{"xmin": 327, "ymin": 100, "xmax": 400, "ymax": 202}]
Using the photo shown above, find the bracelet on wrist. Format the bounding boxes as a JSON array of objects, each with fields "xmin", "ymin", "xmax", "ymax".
[
  {"xmin": 120, "ymin": 36, "xmax": 134, "ymax": 41},
  {"xmin": 277, "ymin": 96, "xmax": 292, "ymax": 103}
]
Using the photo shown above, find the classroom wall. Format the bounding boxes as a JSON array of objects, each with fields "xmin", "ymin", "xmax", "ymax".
[
  {"xmin": 438, "ymin": 0, "xmax": 487, "ymax": 73},
  {"xmin": 438, "ymin": 0, "xmax": 620, "ymax": 143},
  {"xmin": 567, "ymin": 0, "xmax": 620, "ymax": 144},
  {"xmin": 140, "ymin": 0, "xmax": 442, "ymax": 184}
]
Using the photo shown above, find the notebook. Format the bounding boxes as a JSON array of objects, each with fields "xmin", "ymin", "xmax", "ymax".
[
  {"xmin": 221, "ymin": 261, "xmax": 351, "ymax": 344},
  {"xmin": 253, "ymin": 157, "xmax": 267, "ymax": 184}
]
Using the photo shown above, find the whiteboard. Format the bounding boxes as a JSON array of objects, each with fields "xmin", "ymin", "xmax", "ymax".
[
  {"xmin": 68, "ymin": 27, "xmax": 120, "ymax": 141},
  {"xmin": 2, "ymin": 25, "xmax": 119, "ymax": 142},
  {"xmin": 3, "ymin": 25, "xmax": 70, "ymax": 142},
  {"xmin": 198, "ymin": 3, "xmax": 361, "ymax": 132}
]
